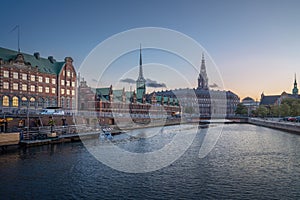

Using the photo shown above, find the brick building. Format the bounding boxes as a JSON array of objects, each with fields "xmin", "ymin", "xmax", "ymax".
[{"xmin": 0, "ymin": 47, "xmax": 76, "ymax": 114}]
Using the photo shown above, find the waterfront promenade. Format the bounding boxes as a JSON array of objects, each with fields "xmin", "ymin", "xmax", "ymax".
[{"xmin": 249, "ymin": 118, "xmax": 300, "ymax": 134}]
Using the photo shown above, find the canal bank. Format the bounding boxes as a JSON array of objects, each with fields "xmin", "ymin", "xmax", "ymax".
[
  {"xmin": 0, "ymin": 119, "xmax": 183, "ymax": 149},
  {"xmin": 4, "ymin": 117, "xmax": 297, "ymax": 150},
  {"xmin": 249, "ymin": 118, "xmax": 300, "ymax": 134}
]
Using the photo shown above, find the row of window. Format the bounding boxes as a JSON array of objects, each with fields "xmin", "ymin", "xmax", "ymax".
[
  {"xmin": 2, "ymin": 71, "xmax": 56, "ymax": 83},
  {"xmin": 2, "ymin": 82, "xmax": 75, "ymax": 95},
  {"xmin": 2, "ymin": 71, "xmax": 76, "ymax": 86},
  {"xmin": 62, "ymin": 70, "xmax": 74, "ymax": 78},
  {"xmin": 61, "ymin": 80, "xmax": 76, "ymax": 87},
  {"xmin": 2, "ymin": 96, "xmax": 56, "ymax": 107},
  {"xmin": 2, "ymin": 95, "xmax": 73, "ymax": 108}
]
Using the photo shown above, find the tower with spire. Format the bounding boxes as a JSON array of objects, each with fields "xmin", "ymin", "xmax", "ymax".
[
  {"xmin": 136, "ymin": 45, "xmax": 146, "ymax": 102},
  {"xmin": 197, "ymin": 53, "xmax": 209, "ymax": 90},
  {"xmin": 292, "ymin": 73, "xmax": 298, "ymax": 96}
]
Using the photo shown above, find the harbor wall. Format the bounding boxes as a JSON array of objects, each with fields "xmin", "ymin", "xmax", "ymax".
[{"xmin": 249, "ymin": 118, "xmax": 300, "ymax": 134}]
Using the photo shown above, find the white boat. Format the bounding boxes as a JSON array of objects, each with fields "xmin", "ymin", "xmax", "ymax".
[{"xmin": 99, "ymin": 127, "xmax": 113, "ymax": 140}]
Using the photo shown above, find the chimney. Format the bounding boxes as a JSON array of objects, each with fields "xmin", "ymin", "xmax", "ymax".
[
  {"xmin": 48, "ymin": 56, "xmax": 55, "ymax": 63},
  {"xmin": 34, "ymin": 52, "xmax": 40, "ymax": 60}
]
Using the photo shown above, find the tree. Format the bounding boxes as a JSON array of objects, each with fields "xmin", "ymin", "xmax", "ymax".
[
  {"xmin": 235, "ymin": 103, "xmax": 248, "ymax": 115},
  {"xmin": 270, "ymin": 105, "xmax": 280, "ymax": 117},
  {"xmin": 279, "ymin": 103, "xmax": 290, "ymax": 117},
  {"xmin": 254, "ymin": 105, "xmax": 268, "ymax": 118}
]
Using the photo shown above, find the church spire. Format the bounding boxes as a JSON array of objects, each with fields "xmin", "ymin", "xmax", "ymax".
[
  {"xmin": 140, "ymin": 44, "xmax": 142, "ymax": 66},
  {"xmin": 138, "ymin": 44, "xmax": 144, "ymax": 79},
  {"xmin": 198, "ymin": 53, "xmax": 209, "ymax": 90},
  {"xmin": 292, "ymin": 73, "xmax": 298, "ymax": 96},
  {"xmin": 136, "ymin": 45, "xmax": 146, "ymax": 102}
]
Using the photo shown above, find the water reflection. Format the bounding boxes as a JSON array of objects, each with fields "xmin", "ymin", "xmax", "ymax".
[{"xmin": 0, "ymin": 124, "xmax": 299, "ymax": 199}]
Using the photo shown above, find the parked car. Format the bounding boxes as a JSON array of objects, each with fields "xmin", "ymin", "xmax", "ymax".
[
  {"xmin": 295, "ymin": 116, "xmax": 300, "ymax": 122},
  {"xmin": 288, "ymin": 117, "xmax": 296, "ymax": 122}
]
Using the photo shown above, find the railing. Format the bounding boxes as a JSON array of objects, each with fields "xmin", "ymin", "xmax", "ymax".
[{"xmin": 20, "ymin": 124, "xmax": 99, "ymax": 140}]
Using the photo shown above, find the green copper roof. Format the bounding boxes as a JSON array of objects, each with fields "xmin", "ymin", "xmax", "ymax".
[
  {"xmin": 95, "ymin": 87, "xmax": 110, "ymax": 101},
  {"xmin": 0, "ymin": 47, "xmax": 65, "ymax": 75},
  {"xmin": 96, "ymin": 88, "xmax": 110, "ymax": 96},
  {"xmin": 113, "ymin": 89, "xmax": 123, "ymax": 102}
]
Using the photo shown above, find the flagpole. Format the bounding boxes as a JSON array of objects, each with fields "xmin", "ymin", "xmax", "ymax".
[
  {"xmin": 10, "ymin": 25, "xmax": 20, "ymax": 52},
  {"xmin": 18, "ymin": 25, "xmax": 20, "ymax": 52}
]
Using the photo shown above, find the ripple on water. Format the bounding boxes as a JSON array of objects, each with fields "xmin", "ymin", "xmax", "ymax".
[{"xmin": 0, "ymin": 124, "xmax": 299, "ymax": 199}]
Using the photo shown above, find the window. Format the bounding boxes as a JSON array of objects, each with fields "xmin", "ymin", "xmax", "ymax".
[
  {"xmin": 3, "ymin": 71, "xmax": 9, "ymax": 78},
  {"xmin": 67, "ymin": 89, "xmax": 70, "ymax": 95},
  {"xmin": 22, "ymin": 84, "xmax": 27, "ymax": 91},
  {"xmin": 45, "ymin": 98, "xmax": 49, "ymax": 107},
  {"xmin": 61, "ymin": 80, "xmax": 65, "ymax": 86},
  {"xmin": 71, "ymin": 72, "xmax": 74, "ymax": 77},
  {"xmin": 66, "ymin": 80, "xmax": 70, "ymax": 86},
  {"xmin": 38, "ymin": 98, "xmax": 44, "ymax": 107},
  {"xmin": 61, "ymin": 97, "xmax": 65, "ymax": 108},
  {"xmin": 13, "ymin": 72, "xmax": 18, "ymax": 79},
  {"xmin": 29, "ymin": 97, "xmax": 35, "ymax": 107},
  {"xmin": 72, "ymin": 90, "xmax": 75, "ymax": 96},
  {"xmin": 3, "ymin": 96, "xmax": 9, "ymax": 106},
  {"xmin": 13, "ymin": 83, "xmax": 18, "ymax": 90},
  {"xmin": 12, "ymin": 96, "xmax": 18, "ymax": 107},
  {"xmin": 21, "ymin": 97, "xmax": 27, "ymax": 107},
  {"xmin": 52, "ymin": 78, "xmax": 56, "ymax": 84},
  {"xmin": 30, "ymin": 75, "xmax": 35, "ymax": 81},
  {"xmin": 72, "ymin": 81, "xmax": 75, "ymax": 87},
  {"xmin": 22, "ymin": 73, "xmax": 27, "ymax": 80},
  {"xmin": 38, "ymin": 76, "xmax": 43, "ymax": 82},
  {"xmin": 63, "ymin": 70, "xmax": 65, "ymax": 76},
  {"xmin": 67, "ymin": 70, "xmax": 70, "ymax": 77},
  {"xmin": 30, "ymin": 85, "xmax": 35, "ymax": 92},
  {"xmin": 38, "ymin": 86, "xmax": 43, "ymax": 93},
  {"xmin": 51, "ymin": 99, "xmax": 56, "ymax": 107},
  {"xmin": 52, "ymin": 88, "xmax": 56, "ymax": 94},
  {"xmin": 3, "ymin": 82, "xmax": 9, "ymax": 89},
  {"xmin": 72, "ymin": 98, "xmax": 75, "ymax": 109},
  {"xmin": 66, "ymin": 98, "xmax": 70, "ymax": 108},
  {"xmin": 45, "ymin": 87, "xmax": 49, "ymax": 93},
  {"xmin": 61, "ymin": 89, "xmax": 65, "ymax": 95},
  {"xmin": 45, "ymin": 77, "xmax": 50, "ymax": 83}
]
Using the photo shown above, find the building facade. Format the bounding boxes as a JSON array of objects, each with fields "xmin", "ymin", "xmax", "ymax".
[
  {"xmin": 0, "ymin": 47, "xmax": 76, "ymax": 114},
  {"xmin": 241, "ymin": 97, "xmax": 259, "ymax": 115},
  {"xmin": 154, "ymin": 54, "xmax": 240, "ymax": 118},
  {"xmin": 260, "ymin": 74, "xmax": 299, "ymax": 106}
]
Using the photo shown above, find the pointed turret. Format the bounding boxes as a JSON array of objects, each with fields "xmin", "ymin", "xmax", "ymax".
[{"xmin": 197, "ymin": 53, "xmax": 209, "ymax": 90}]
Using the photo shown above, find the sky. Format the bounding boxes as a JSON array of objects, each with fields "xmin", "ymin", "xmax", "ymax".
[{"xmin": 1, "ymin": 0, "xmax": 300, "ymax": 100}]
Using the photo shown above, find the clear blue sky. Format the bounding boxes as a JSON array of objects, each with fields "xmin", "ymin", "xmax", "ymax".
[{"xmin": 1, "ymin": 0, "xmax": 300, "ymax": 100}]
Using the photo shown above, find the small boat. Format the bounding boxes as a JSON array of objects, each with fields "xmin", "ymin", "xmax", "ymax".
[{"xmin": 99, "ymin": 127, "xmax": 113, "ymax": 140}]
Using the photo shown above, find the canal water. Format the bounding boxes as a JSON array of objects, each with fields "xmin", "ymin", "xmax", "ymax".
[{"xmin": 0, "ymin": 124, "xmax": 299, "ymax": 199}]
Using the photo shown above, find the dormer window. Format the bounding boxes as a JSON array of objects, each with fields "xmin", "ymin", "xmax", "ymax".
[{"xmin": 16, "ymin": 54, "xmax": 25, "ymax": 63}]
